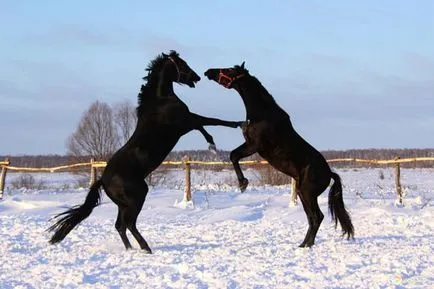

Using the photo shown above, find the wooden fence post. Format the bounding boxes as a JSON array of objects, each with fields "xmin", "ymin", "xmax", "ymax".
[
  {"xmin": 290, "ymin": 177, "xmax": 298, "ymax": 206},
  {"xmin": 0, "ymin": 158, "xmax": 10, "ymax": 199},
  {"xmin": 394, "ymin": 157, "xmax": 403, "ymax": 205},
  {"xmin": 89, "ymin": 158, "xmax": 97, "ymax": 186},
  {"xmin": 183, "ymin": 156, "xmax": 192, "ymax": 202}
]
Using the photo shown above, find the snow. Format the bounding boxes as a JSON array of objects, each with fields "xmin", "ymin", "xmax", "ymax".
[{"xmin": 0, "ymin": 168, "xmax": 433, "ymax": 288}]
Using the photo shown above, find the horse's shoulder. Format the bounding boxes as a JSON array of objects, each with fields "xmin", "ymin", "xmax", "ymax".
[{"xmin": 162, "ymin": 100, "xmax": 189, "ymax": 114}]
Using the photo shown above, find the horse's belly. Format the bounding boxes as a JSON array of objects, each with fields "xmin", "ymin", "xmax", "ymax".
[{"xmin": 258, "ymin": 150, "xmax": 299, "ymax": 178}]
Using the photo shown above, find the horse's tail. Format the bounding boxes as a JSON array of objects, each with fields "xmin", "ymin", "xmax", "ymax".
[
  {"xmin": 328, "ymin": 172, "xmax": 354, "ymax": 239},
  {"xmin": 48, "ymin": 179, "xmax": 103, "ymax": 244}
]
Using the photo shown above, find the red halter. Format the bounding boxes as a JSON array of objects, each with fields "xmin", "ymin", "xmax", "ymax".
[
  {"xmin": 168, "ymin": 56, "xmax": 180, "ymax": 82},
  {"xmin": 218, "ymin": 70, "xmax": 244, "ymax": 88}
]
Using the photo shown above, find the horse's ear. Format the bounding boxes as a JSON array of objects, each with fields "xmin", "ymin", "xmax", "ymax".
[{"xmin": 240, "ymin": 61, "xmax": 245, "ymax": 69}]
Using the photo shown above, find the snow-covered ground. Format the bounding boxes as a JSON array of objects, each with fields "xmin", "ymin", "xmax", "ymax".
[{"xmin": 0, "ymin": 168, "xmax": 433, "ymax": 288}]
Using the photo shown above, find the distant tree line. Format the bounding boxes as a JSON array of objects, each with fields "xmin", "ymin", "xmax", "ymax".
[
  {"xmin": 2, "ymin": 148, "xmax": 434, "ymax": 169},
  {"xmin": 1, "ymin": 100, "xmax": 433, "ymax": 169}
]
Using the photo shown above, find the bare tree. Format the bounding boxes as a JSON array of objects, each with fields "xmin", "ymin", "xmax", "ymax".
[
  {"xmin": 113, "ymin": 100, "xmax": 137, "ymax": 145},
  {"xmin": 67, "ymin": 101, "xmax": 119, "ymax": 160}
]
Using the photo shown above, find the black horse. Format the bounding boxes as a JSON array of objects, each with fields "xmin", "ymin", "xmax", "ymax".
[
  {"xmin": 48, "ymin": 51, "xmax": 243, "ymax": 252},
  {"xmin": 205, "ymin": 63, "xmax": 354, "ymax": 247}
]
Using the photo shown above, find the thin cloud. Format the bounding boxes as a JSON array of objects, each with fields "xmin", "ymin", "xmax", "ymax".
[
  {"xmin": 306, "ymin": 53, "xmax": 352, "ymax": 67},
  {"xmin": 1, "ymin": 59, "xmax": 104, "ymax": 110},
  {"xmin": 54, "ymin": 26, "xmax": 114, "ymax": 46},
  {"xmin": 14, "ymin": 26, "xmax": 115, "ymax": 48},
  {"xmin": 137, "ymin": 33, "xmax": 225, "ymax": 60},
  {"xmin": 0, "ymin": 107, "xmax": 78, "ymax": 155},
  {"xmin": 404, "ymin": 53, "xmax": 434, "ymax": 74}
]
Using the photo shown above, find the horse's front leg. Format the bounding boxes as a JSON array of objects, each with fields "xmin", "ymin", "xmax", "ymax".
[
  {"xmin": 190, "ymin": 113, "xmax": 244, "ymax": 128},
  {"xmin": 197, "ymin": 126, "xmax": 217, "ymax": 153},
  {"xmin": 230, "ymin": 142, "xmax": 257, "ymax": 192}
]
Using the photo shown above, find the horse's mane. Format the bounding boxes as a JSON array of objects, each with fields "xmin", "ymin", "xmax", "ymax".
[
  {"xmin": 235, "ymin": 65, "xmax": 280, "ymax": 109},
  {"xmin": 142, "ymin": 50, "xmax": 179, "ymax": 82},
  {"xmin": 137, "ymin": 50, "xmax": 179, "ymax": 114}
]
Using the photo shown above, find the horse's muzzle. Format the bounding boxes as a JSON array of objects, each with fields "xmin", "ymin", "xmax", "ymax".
[{"xmin": 204, "ymin": 69, "xmax": 218, "ymax": 80}]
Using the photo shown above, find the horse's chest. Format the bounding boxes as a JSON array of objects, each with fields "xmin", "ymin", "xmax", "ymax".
[
  {"xmin": 241, "ymin": 121, "xmax": 261, "ymax": 143},
  {"xmin": 241, "ymin": 122, "xmax": 251, "ymax": 141},
  {"xmin": 244, "ymin": 121, "xmax": 297, "ymax": 172},
  {"xmin": 242, "ymin": 121, "xmax": 278, "ymax": 148}
]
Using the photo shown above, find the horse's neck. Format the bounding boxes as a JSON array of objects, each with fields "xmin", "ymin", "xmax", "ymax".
[
  {"xmin": 147, "ymin": 74, "xmax": 175, "ymax": 98},
  {"xmin": 137, "ymin": 76, "xmax": 180, "ymax": 116},
  {"xmin": 236, "ymin": 77, "xmax": 287, "ymax": 120},
  {"xmin": 141, "ymin": 70, "xmax": 180, "ymax": 100}
]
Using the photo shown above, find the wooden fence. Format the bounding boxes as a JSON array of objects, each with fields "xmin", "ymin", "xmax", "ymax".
[{"xmin": 1, "ymin": 157, "xmax": 434, "ymax": 205}]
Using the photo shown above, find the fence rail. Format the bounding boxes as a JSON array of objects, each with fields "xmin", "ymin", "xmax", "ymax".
[{"xmin": 1, "ymin": 157, "xmax": 434, "ymax": 203}]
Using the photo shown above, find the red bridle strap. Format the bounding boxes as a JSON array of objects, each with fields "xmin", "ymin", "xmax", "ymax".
[
  {"xmin": 218, "ymin": 70, "xmax": 244, "ymax": 88},
  {"xmin": 168, "ymin": 56, "xmax": 180, "ymax": 82}
]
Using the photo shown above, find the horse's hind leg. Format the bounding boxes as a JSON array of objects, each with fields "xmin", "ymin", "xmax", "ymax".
[
  {"xmin": 124, "ymin": 182, "xmax": 152, "ymax": 253},
  {"xmin": 112, "ymin": 181, "xmax": 152, "ymax": 252},
  {"xmin": 116, "ymin": 206, "xmax": 152, "ymax": 252},
  {"xmin": 298, "ymin": 184, "xmax": 324, "ymax": 247},
  {"xmin": 230, "ymin": 142, "xmax": 257, "ymax": 192},
  {"xmin": 115, "ymin": 206, "xmax": 133, "ymax": 249},
  {"xmin": 127, "ymin": 219, "xmax": 152, "ymax": 253},
  {"xmin": 117, "ymin": 207, "xmax": 151, "ymax": 253},
  {"xmin": 125, "ymin": 206, "xmax": 152, "ymax": 253}
]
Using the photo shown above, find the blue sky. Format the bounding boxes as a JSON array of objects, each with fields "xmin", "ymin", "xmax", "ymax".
[{"xmin": 1, "ymin": 0, "xmax": 433, "ymax": 155}]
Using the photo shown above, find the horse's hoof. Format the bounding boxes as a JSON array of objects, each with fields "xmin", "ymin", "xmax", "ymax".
[
  {"xmin": 239, "ymin": 178, "xmax": 249, "ymax": 192},
  {"xmin": 208, "ymin": 144, "xmax": 217, "ymax": 154},
  {"xmin": 235, "ymin": 121, "xmax": 244, "ymax": 128},
  {"xmin": 298, "ymin": 242, "xmax": 314, "ymax": 248},
  {"xmin": 143, "ymin": 248, "xmax": 153, "ymax": 254}
]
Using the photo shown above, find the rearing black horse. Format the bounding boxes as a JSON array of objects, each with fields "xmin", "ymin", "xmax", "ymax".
[
  {"xmin": 205, "ymin": 63, "xmax": 354, "ymax": 247},
  {"xmin": 48, "ymin": 51, "xmax": 243, "ymax": 252}
]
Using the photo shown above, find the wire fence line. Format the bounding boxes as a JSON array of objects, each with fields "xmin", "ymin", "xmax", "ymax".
[{"xmin": 2, "ymin": 157, "xmax": 434, "ymax": 204}]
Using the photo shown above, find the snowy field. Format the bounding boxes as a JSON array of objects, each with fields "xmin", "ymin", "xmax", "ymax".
[{"xmin": 0, "ymin": 168, "xmax": 433, "ymax": 288}]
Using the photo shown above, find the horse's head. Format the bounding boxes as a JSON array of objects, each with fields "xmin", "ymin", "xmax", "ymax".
[
  {"xmin": 163, "ymin": 51, "xmax": 201, "ymax": 87},
  {"xmin": 204, "ymin": 62, "xmax": 247, "ymax": 89}
]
